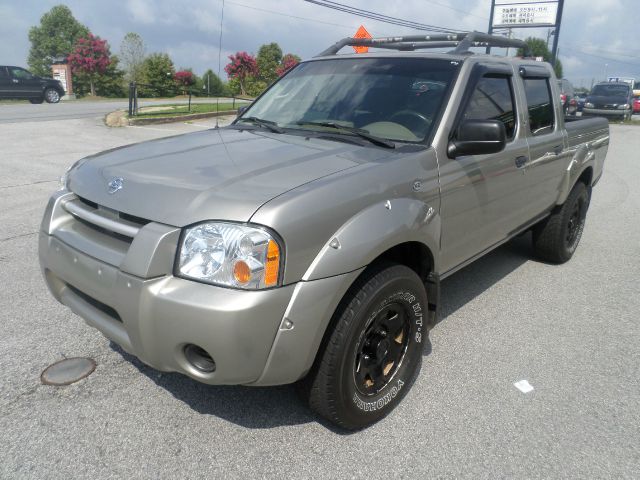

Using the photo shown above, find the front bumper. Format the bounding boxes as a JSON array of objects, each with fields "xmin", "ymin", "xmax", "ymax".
[
  {"xmin": 39, "ymin": 190, "xmax": 362, "ymax": 386},
  {"xmin": 40, "ymin": 232, "xmax": 296, "ymax": 384},
  {"xmin": 582, "ymin": 107, "xmax": 630, "ymax": 118}
]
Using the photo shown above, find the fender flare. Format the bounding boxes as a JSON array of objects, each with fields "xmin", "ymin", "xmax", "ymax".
[
  {"xmin": 302, "ymin": 197, "xmax": 441, "ymax": 281},
  {"xmin": 556, "ymin": 145, "xmax": 594, "ymax": 206}
]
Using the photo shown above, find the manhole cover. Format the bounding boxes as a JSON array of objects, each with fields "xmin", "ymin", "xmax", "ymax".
[{"xmin": 41, "ymin": 357, "xmax": 96, "ymax": 386}]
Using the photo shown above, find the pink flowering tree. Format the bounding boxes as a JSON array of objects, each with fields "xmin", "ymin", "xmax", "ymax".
[
  {"xmin": 67, "ymin": 33, "xmax": 111, "ymax": 96},
  {"xmin": 276, "ymin": 53, "xmax": 301, "ymax": 77},
  {"xmin": 224, "ymin": 52, "xmax": 258, "ymax": 96},
  {"xmin": 174, "ymin": 70, "xmax": 194, "ymax": 94}
]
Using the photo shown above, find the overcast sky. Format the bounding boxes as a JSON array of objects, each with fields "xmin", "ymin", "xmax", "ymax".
[{"xmin": 1, "ymin": 0, "xmax": 638, "ymax": 88}]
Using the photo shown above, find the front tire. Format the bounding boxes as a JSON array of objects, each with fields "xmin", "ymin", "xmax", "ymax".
[
  {"xmin": 302, "ymin": 264, "xmax": 428, "ymax": 430},
  {"xmin": 44, "ymin": 88, "xmax": 61, "ymax": 103},
  {"xmin": 533, "ymin": 182, "xmax": 589, "ymax": 263}
]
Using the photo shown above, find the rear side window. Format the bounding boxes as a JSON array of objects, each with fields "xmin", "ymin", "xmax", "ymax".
[
  {"xmin": 524, "ymin": 78, "xmax": 554, "ymax": 136},
  {"xmin": 462, "ymin": 76, "xmax": 516, "ymax": 140},
  {"xmin": 0, "ymin": 67, "xmax": 8, "ymax": 79}
]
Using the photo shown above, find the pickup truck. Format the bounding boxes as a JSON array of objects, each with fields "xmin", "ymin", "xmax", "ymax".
[{"xmin": 39, "ymin": 33, "xmax": 609, "ymax": 430}]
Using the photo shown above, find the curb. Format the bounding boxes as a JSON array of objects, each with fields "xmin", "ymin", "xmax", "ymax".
[{"xmin": 104, "ymin": 109, "xmax": 238, "ymax": 127}]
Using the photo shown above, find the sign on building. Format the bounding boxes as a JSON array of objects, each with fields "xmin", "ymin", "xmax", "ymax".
[{"xmin": 493, "ymin": 2, "xmax": 559, "ymax": 28}]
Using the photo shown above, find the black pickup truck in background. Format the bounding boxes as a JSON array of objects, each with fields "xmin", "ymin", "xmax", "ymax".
[{"xmin": 0, "ymin": 66, "xmax": 65, "ymax": 104}]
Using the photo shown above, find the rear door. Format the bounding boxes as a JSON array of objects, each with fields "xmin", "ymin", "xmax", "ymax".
[
  {"xmin": 438, "ymin": 64, "xmax": 531, "ymax": 273},
  {"xmin": 0, "ymin": 67, "xmax": 15, "ymax": 98},
  {"xmin": 8, "ymin": 67, "xmax": 42, "ymax": 97},
  {"xmin": 517, "ymin": 67, "xmax": 567, "ymax": 218}
]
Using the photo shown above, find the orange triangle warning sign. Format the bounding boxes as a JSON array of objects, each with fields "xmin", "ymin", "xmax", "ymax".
[{"xmin": 353, "ymin": 25, "xmax": 372, "ymax": 54}]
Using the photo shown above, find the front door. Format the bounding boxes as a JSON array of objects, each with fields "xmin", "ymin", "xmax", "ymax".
[
  {"xmin": 439, "ymin": 70, "xmax": 531, "ymax": 273},
  {"xmin": 8, "ymin": 67, "xmax": 42, "ymax": 97}
]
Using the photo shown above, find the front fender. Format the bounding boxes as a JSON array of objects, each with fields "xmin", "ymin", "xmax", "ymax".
[{"xmin": 302, "ymin": 197, "xmax": 440, "ymax": 281}]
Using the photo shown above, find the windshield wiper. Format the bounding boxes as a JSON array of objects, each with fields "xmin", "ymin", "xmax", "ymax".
[
  {"xmin": 295, "ymin": 121, "xmax": 395, "ymax": 149},
  {"xmin": 236, "ymin": 116, "xmax": 284, "ymax": 133}
]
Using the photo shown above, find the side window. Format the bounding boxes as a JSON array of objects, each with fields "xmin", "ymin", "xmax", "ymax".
[
  {"xmin": 10, "ymin": 68, "xmax": 33, "ymax": 80},
  {"xmin": 462, "ymin": 76, "xmax": 516, "ymax": 140},
  {"xmin": 523, "ymin": 78, "xmax": 555, "ymax": 136},
  {"xmin": 0, "ymin": 67, "xmax": 8, "ymax": 79}
]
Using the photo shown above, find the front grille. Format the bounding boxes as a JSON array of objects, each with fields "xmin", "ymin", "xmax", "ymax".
[{"xmin": 63, "ymin": 196, "xmax": 150, "ymax": 243}]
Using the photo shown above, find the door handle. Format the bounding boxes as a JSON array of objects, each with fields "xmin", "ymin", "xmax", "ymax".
[
  {"xmin": 515, "ymin": 156, "xmax": 528, "ymax": 168},
  {"xmin": 553, "ymin": 145, "xmax": 563, "ymax": 155}
]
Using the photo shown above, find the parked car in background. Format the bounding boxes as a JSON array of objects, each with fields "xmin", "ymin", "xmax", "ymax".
[
  {"xmin": 558, "ymin": 78, "xmax": 577, "ymax": 115},
  {"xmin": 576, "ymin": 92, "xmax": 588, "ymax": 112},
  {"xmin": 633, "ymin": 92, "xmax": 640, "ymax": 114},
  {"xmin": 583, "ymin": 82, "xmax": 633, "ymax": 121},
  {"xmin": 0, "ymin": 66, "xmax": 64, "ymax": 103}
]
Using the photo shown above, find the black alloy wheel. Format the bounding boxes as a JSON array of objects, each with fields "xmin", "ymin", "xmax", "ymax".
[{"xmin": 353, "ymin": 303, "xmax": 410, "ymax": 396}]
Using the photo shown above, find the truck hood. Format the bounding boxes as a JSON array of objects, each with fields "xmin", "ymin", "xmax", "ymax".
[{"xmin": 69, "ymin": 128, "xmax": 385, "ymax": 226}]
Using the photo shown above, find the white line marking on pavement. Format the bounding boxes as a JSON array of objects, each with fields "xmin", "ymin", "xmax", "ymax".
[{"xmin": 513, "ymin": 379, "xmax": 534, "ymax": 393}]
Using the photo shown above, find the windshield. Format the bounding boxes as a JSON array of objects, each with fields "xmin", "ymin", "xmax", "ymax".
[
  {"xmin": 241, "ymin": 57, "xmax": 459, "ymax": 143},
  {"xmin": 591, "ymin": 84, "xmax": 630, "ymax": 97}
]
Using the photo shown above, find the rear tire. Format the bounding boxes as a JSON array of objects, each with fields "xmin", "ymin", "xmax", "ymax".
[
  {"xmin": 533, "ymin": 182, "xmax": 589, "ymax": 263},
  {"xmin": 301, "ymin": 263, "xmax": 428, "ymax": 430}
]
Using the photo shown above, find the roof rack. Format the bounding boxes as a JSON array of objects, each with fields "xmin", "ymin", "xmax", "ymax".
[{"xmin": 316, "ymin": 31, "xmax": 531, "ymax": 57}]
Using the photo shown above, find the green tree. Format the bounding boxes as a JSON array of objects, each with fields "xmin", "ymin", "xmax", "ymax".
[
  {"xmin": 200, "ymin": 69, "xmax": 226, "ymax": 96},
  {"xmin": 73, "ymin": 55, "xmax": 125, "ymax": 97},
  {"xmin": 28, "ymin": 5, "xmax": 89, "ymax": 76},
  {"xmin": 119, "ymin": 32, "xmax": 146, "ymax": 85},
  {"xmin": 227, "ymin": 76, "xmax": 266, "ymax": 98},
  {"xmin": 256, "ymin": 42, "xmax": 283, "ymax": 85},
  {"xmin": 517, "ymin": 37, "xmax": 563, "ymax": 78},
  {"xmin": 140, "ymin": 53, "xmax": 176, "ymax": 97}
]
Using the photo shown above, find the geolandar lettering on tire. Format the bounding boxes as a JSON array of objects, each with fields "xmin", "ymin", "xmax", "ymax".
[
  {"xmin": 353, "ymin": 379, "xmax": 405, "ymax": 411},
  {"xmin": 386, "ymin": 289, "xmax": 424, "ymax": 343}
]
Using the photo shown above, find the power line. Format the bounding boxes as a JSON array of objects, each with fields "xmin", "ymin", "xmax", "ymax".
[
  {"xmin": 422, "ymin": 0, "xmax": 488, "ymax": 20},
  {"xmin": 562, "ymin": 46, "xmax": 640, "ymax": 67},
  {"xmin": 224, "ymin": 0, "xmax": 363, "ymax": 32},
  {"xmin": 302, "ymin": 0, "xmax": 465, "ymax": 33},
  {"xmin": 564, "ymin": 44, "xmax": 640, "ymax": 60}
]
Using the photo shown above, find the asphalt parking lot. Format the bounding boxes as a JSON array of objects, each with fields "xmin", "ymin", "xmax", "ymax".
[{"xmin": 1, "ymin": 103, "xmax": 639, "ymax": 478}]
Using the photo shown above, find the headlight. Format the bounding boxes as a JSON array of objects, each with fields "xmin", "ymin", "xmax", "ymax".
[
  {"xmin": 617, "ymin": 104, "xmax": 629, "ymax": 110},
  {"xmin": 584, "ymin": 102, "xmax": 594, "ymax": 108},
  {"xmin": 177, "ymin": 222, "xmax": 283, "ymax": 289},
  {"xmin": 59, "ymin": 159, "xmax": 86, "ymax": 191}
]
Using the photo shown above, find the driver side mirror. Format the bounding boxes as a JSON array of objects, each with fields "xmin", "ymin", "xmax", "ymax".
[
  {"xmin": 447, "ymin": 119, "xmax": 506, "ymax": 158},
  {"xmin": 237, "ymin": 104, "xmax": 250, "ymax": 116}
]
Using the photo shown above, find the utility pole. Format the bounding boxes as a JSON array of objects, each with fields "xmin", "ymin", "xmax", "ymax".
[
  {"xmin": 207, "ymin": 73, "xmax": 210, "ymax": 97},
  {"xmin": 550, "ymin": 0, "xmax": 564, "ymax": 68},
  {"xmin": 546, "ymin": 28, "xmax": 555, "ymax": 49},
  {"xmin": 486, "ymin": 0, "xmax": 496, "ymax": 54}
]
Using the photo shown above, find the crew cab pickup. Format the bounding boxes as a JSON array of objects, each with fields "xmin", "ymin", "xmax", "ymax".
[{"xmin": 39, "ymin": 33, "xmax": 609, "ymax": 430}]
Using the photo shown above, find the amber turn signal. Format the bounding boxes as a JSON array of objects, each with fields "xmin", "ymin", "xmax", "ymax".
[{"xmin": 264, "ymin": 240, "xmax": 280, "ymax": 286}]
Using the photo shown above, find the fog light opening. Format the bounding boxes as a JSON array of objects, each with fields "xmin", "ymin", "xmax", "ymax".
[{"xmin": 184, "ymin": 344, "xmax": 216, "ymax": 373}]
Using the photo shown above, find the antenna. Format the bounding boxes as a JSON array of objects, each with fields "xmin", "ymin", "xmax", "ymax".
[{"xmin": 215, "ymin": 0, "xmax": 225, "ymax": 129}]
